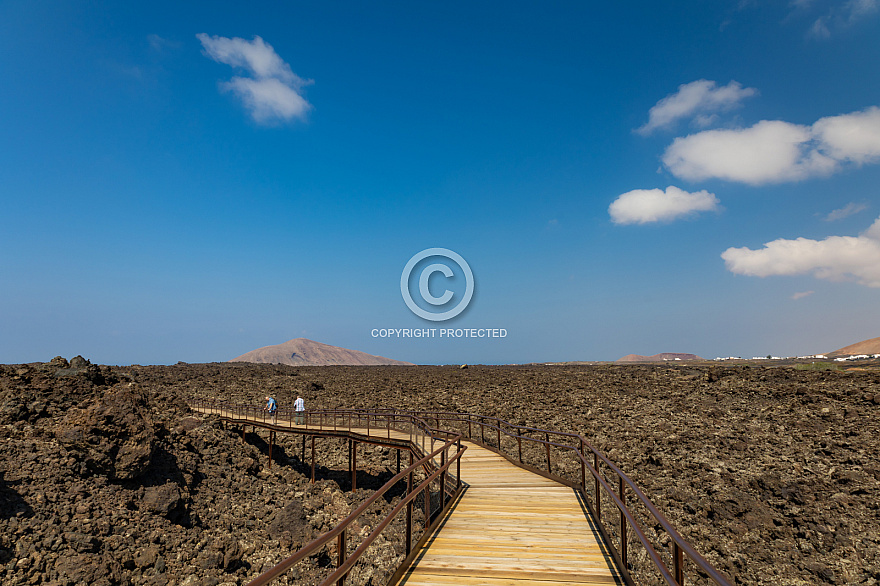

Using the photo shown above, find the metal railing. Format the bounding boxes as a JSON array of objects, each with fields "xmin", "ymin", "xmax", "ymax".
[
  {"xmin": 189, "ymin": 399, "xmax": 466, "ymax": 585},
  {"xmin": 190, "ymin": 400, "xmax": 732, "ymax": 586},
  {"xmin": 247, "ymin": 438, "xmax": 463, "ymax": 586},
  {"xmin": 327, "ymin": 407, "xmax": 732, "ymax": 586},
  {"xmin": 189, "ymin": 399, "xmax": 461, "ymax": 483}
]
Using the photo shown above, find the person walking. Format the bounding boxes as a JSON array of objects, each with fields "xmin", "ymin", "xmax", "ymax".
[
  {"xmin": 294, "ymin": 395, "xmax": 305, "ymax": 425},
  {"xmin": 264, "ymin": 395, "xmax": 277, "ymax": 423}
]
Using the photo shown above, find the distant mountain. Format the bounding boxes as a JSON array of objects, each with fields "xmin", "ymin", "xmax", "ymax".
[
  {"xmin": 230, "ymin": 338, "xmax": 413, "ymax": 366},
  {"xmin": 616, "ymin": 352, "xmax": 704, "ymax": 363},
  {"xmin": 826, "ymin": 336, "xmax": 880, "ymax": 358}
]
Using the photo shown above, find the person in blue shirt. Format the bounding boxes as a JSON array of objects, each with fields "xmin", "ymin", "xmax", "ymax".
[{"xmin": 264, "ymin": 396, "xmax": 277, "ymax": 423}]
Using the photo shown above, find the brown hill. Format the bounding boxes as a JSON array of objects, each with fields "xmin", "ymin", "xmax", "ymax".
[
  {"xmin": 826, "ymin": 336, "xmax": 880, "ymax": 357},
  {"xmin": 617, "ymin": 352, "xmax": 703, "ymax": 363},
  {"xmin": 229, "ymin": 338, "xmax": 413, "ymax": 366}
]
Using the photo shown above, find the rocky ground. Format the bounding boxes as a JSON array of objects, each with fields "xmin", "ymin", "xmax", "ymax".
[
  {"xmin": 0, "ymin": 358, "xmax": 421, "ymax": 586},
  {"xmin": 1, "ymin": 359, "xmax": 879, "ymax": 585}
]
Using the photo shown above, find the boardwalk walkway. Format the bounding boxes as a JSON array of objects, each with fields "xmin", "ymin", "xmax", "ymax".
[
  {"xmin": 191, "ymin": 405, "xmax": 621, "ymax": 586},
  {"xmin": 398, "ymin": 440, "xmax": 622, "ymax": 585}
]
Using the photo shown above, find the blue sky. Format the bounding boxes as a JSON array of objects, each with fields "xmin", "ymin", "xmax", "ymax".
[{"xmin": 2, "ymin": 1, "xmax": 879, "ymax": 365}]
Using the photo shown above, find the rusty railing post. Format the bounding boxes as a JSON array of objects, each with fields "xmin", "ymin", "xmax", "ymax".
[
  {"xmin": 496, "ymin": 425, "xmax": 501, "ymax": 450},
  {"xmin": 674, "ymin": 542, "xmax": 685, "ymax": 585},
  {"xmin": 545, "ymin": 432, "xmax": 551, "ymax": 474},
  {"xmin": 440, "ymin": 448, "xmax": 447, "ymax": 510},
  {"xmin": 311, "ymin": 435, "xmax": 316, "ymax": 483},
  {"xmin": 580, "ymin": 439, "xmax": 586, "ymax": 490},
  {"xmin": 619, "ymin": 475, "xmax": 627, "ymax": 568},
  {"xmin": 337, "ymin": 528, "xmax": 346, "ymax": 586},
  {"xmin": 457, "ymin": 437, "xmax": 461, "ymax": 488},
  {"xmin": 594, "ymin": 452, "xmax": 601, "ymax": 522},
  {"xmin": 517, "ymin": 435, "xmax": 522, "ymax": 463},
  {"xmin": 352, "ymin": 441, "xmax": 357, "ymax": 491},
  {"xmin": 406, "ymin": 451, "xmax": 413, "ymax": 556},
  {"xmin": 268, "ymin": 431, "xmax": 274, "ymax": 469},
  {"xmin": 424, "ymin": 484, "xmax": 430, "ymax": 529}
]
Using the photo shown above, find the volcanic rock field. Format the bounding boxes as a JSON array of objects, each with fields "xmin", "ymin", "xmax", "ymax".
[{"xmin": 1, "ymin": 359, "xmax": 879, "ymax": 585}]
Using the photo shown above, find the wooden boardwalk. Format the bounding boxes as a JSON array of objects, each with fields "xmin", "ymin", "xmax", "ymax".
[
  {"xmin": 191, "ymin": 407, "xmax": 622, "ymax": 585},
  {"xmin": 398, "ymin": 440, "xmax": 622, "ymax": 585}
]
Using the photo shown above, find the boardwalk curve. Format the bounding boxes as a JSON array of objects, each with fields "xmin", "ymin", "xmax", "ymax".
[{"xmin": 189, "ymin": 400, "xmax": 733, "ymax": 586}]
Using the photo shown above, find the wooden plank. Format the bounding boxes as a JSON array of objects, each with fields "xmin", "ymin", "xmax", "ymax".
[
  {"xmin": 441, "ymin": 504, "xmax": 588, "ymax": 514},
  {"xmin": 401, "ymin": 565, "xmax": 622, "ymax": 583},
  {"xmin": 421, "ymin": 540, "xmax": 607, "ymax": 550},
  {"xmin": 400, "ymin": 570, "xmax": 621, "ymax": 586},
  {"xmin": 399, "ymin": 572, "xmax": 619, "ymax": 586},
  {"xmin": 413, "ymin": 550, "xmax": 611, "ymax": 561}
]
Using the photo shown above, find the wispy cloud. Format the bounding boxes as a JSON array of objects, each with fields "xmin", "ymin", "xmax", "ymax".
[
  {"xmin": 825, "ymin": 202, "xmax": 868, "ymax": 221},
  {"xmin": 662, "ymin": 106, "xmax": 880, "ymax": 185},
  {"xmin": 722, "ymin": 215, "xmax": 880, "ymax": 287},
  {"xmin": 792, "ymin": 290, "xmax": 815, "ymax": 300},
  {"xmin": 807, "ymin": 0, "xmax": 880, "ymax": 38},
  {"xmin": 846, "ymin": 0, "xmax": 880, "ymax": 22},
  {"xmin": 609, "ymin": 186, "xmax": 720, "ymax": 225},
  {"xmin": 637, "ymin": 80, "xmax": 757, "ymax": 135},
  {"xmin": 197, "ymin": 34, "xmax": 312, "ymax": 124},
  {"xmin": 148, "ymin": 34, "xmax": 180, "ymax": 53}
]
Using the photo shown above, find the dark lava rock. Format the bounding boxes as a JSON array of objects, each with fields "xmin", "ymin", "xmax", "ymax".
[
  {"xmin": 57, "ymin": 384, "xmax": 156, "ymax": 480},
  {"xmin": 65, "ymin": 531, "xmax": 101, "ymax": 553},
  {"xmin": 142, "ymin": 483, "xmax": 183, "ymax": 518},
  {"xmin": 49, "ymin": 356, "xmax": 69, "ymax": 368},
  {"xmin": 269, "ymin": 500, "xmax": 311, "ymax": 549},
  {"xmin": 69, "ymin": 355, "xmax": 90, "ymax": 370}
]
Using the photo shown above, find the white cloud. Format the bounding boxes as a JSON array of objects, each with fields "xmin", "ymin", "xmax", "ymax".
[
  {"xmin": 813, "ymin": 107, "xmax": 880, "ymax": 163},
  {"xmin": 222, "ymin": 77, "xmax": 310, "ymax": 123},
  {"xmin": 609, "ymin": 186, "xmax": 720, "ymax": 225},
  {"xmin": 792, "ymin": 290, "xmax": 815, "ymax": 300},
  {"xmin": 662, "ymin": 106, "xmax": 880, "ymax": 185},
  {"xmin": 825, "ymin": 202, "xmax": 868, "ymax": 221},
  {"xmin": 197, "ymin": 34, "xmax": 312, "ymax": 123},
  {"xmin": 637, "ymin": 80, "xmax": 757, "ymax": 135},
  {"xmin": 721, "ymin": 215, "xmax": 880, "ymax": 287}
]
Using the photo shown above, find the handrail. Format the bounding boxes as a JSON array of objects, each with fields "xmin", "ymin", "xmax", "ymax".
[
  {"xmin": 311, "ymin": 405, "xmax": 733, "ymax": 586},
  {"xmin": 190, "ymin": 399, "xmax": 732, "ymax": 586},
  {"xmin": 247, "ymin": 437, "xmax": 463, "ymax": 586},
  {"xmin": 189, "ymin": 399, "xmax": 466, "ymax": 585}
]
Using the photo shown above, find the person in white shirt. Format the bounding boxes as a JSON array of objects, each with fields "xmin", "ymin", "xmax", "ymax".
[{"xmin": 294, "ymin": 395, "xmax": 305, "ymax": 425}]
